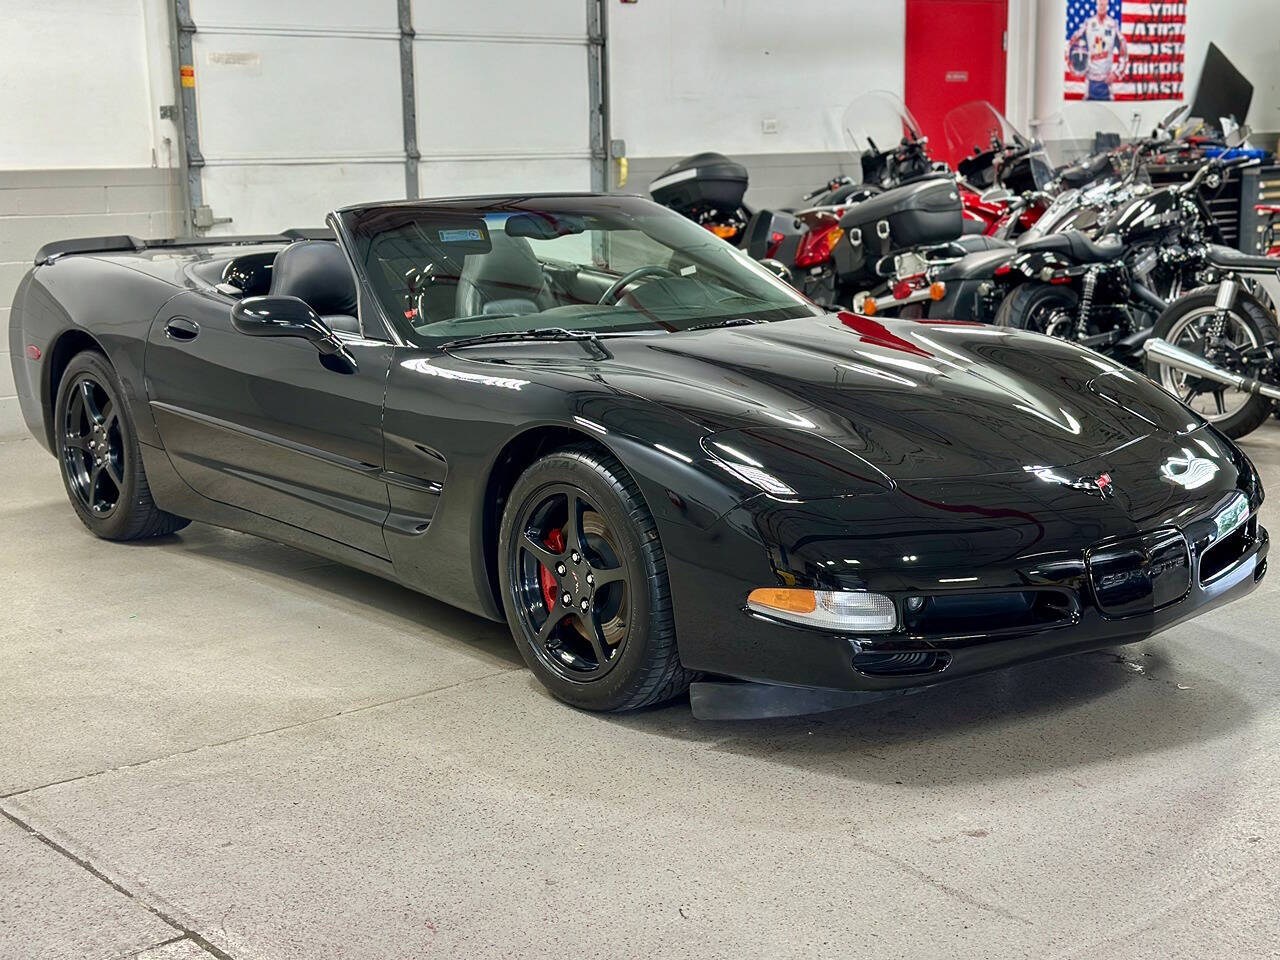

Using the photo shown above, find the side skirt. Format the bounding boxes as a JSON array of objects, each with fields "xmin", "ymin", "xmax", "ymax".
[{"xmin": 140, "ymin": 440, "xmax": 402, "ymax": 585}]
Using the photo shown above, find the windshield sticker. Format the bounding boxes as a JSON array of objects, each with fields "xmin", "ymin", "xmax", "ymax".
[{"xmin": 439, "ymin": 228, "xmax": 486, "ymax": 243}]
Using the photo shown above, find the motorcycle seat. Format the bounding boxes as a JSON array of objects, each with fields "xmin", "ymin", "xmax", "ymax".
[
  {"xmin": 1016, "ymin": 230, "xmax": 1123, "ymax": 263},
  {"xmin": 949, "ymin": 234, "xmax": 1014, "ymax": 254},
  {"xmin": 1204, "ymin": 244, "xmax": 1280, "ymax": 274}
]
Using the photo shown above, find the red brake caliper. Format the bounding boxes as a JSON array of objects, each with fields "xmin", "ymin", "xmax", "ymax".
[{"xmin": 539, "ymin": 528, "xmax": 566, "ymax": 609}]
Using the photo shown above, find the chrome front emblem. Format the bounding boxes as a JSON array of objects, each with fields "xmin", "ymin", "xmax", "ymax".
[
  {"xmin": 1161, "ymin": 449, "xmax": 1219, "ymax": 491},
  {"xmin": 1025, "ymin": 465, "xmax": 1116, "ymax": 498}
]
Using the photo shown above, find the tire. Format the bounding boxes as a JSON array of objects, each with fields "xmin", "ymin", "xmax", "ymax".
[
  {"xmin": 53, "ymin": 350, "xmax": 190, "ymax": 540},
  {"xmin": 1144, "ymin": 288, "xmax": 1279, "ymax": 439},
  {"xmin": 994, "ymin": 282, "xmax": 1080, "ymax": 338},
  {"xmin": 497, "ymin": 444, "xmax": 695, "ymax": 712}
]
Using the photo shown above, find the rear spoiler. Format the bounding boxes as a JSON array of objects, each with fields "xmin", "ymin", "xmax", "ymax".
[{"xmin": 34, "ymin": 226, "xmax": 335, "ymax": 266}]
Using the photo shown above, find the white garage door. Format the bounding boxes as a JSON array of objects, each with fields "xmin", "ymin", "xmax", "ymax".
[
  {"xmin": 183, "ymin": 0, "xmax": 596, "ymax": 235},
  {"xmin": 413, "ymin": 1, "xmax": 594, "ymax": 197}
]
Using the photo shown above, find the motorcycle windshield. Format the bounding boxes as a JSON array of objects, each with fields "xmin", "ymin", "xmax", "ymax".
[
  {"xmin": 1036, "ymin": 105, "xmax": 1131, "ymax": 168},
  {"xmin": 943, "ymin": 100, "xmax": 1053, "ymax": 189},
  {"xmin": 841, "ymin": 90, "xmax": 925, "ymax": 158},
  {"xmin": 943, "ymin": 101, "xmax": 1020, "ymax": 159}
]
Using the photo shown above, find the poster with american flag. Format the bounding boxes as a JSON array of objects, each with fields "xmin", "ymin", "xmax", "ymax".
[{"xmin": 1064, "ymin": 0, "xmax": 1186, "ymax": 101}]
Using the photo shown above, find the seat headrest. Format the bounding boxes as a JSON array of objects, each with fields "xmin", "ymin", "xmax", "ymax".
[{"xmin": 268, "ymin": 241, "xmax": 358, "ymax": 317}]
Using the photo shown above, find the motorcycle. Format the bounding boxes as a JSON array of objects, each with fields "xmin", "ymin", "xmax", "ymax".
[{"xmin": 992, "ymin": 156, "xmax": 1253, "ymax": 359}]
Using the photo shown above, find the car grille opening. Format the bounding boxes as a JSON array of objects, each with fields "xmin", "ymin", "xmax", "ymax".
[
  {"xmin": 1201, "ymin": 515, "xmax": 1257, "ymax": 585},
  {"xmin": 852, "ymin": 650, "xmax": 951, "ymax": 677},
  {"xmin": 902, "ymin": 589, "xmax": 1075, "ymax": 637}
]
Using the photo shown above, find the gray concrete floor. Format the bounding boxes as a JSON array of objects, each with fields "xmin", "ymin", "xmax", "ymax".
[{"xmin": 1, "ymin": 430, "xmax": 1279, "ymax": 960}]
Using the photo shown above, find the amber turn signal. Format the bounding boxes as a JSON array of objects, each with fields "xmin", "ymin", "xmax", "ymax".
[
  {"xmin": 929, "ymin": 281, "xmax": 946, "ymax": 301},
  {"xmin": 747, "ymin": 587, "xmax": 817, "ymax": 614}
]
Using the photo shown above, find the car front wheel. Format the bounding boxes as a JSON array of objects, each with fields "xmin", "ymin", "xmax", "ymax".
[{"xmin": 497, "ymin": 444, "xmax": 694, "ymax": 711}]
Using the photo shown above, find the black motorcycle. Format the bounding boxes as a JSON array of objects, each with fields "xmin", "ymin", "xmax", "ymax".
[{"xmin": 989, "ymin": 158, "xmax": 1255, "ymax": 357}]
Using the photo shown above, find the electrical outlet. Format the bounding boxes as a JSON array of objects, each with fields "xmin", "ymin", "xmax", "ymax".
[{"xmin": 761, "ymin": 118, "xmax": 778, "ymax": 135}]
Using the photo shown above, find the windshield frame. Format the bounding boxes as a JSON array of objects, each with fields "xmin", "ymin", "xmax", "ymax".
[{"xmin": 336, "ymin": 194, "xmax": 822, "ymax": 350}]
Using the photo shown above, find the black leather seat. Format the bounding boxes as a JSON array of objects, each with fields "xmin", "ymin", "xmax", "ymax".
[
  {"xmin": 268, "ymin": 241, "xmax": 361, "ymax": 334},
  {"xmin": 1016, "ymin": 229, "xmax": 1123, "ymax": 263},
  {"xmin": 1203, "ymin": 243, "xmax": 1280, "ymax": 273},
  {"xmin": 951, "ymin": 234, "xmax": 1013, "ymax": 254},
  {"xmin": 456, "ymin": 233, "xmax": 553, "ymax": 318}
]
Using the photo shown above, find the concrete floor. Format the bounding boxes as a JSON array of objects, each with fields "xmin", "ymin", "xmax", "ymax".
[{"xmin": 2, "ymin": 430, "xmax": 1279, "ymax": 960}]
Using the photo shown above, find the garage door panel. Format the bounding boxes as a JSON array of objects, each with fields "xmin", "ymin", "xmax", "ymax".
[
  {"xmin": 204, "ymin": 163, "xmax": 404, "ymax": 236},
  {"xmin": 414, "ymin": 0, "xmax": 587, "ymax": 37},
  {"xmin": 414, "ymin": 40, "xmax": 588, "ymax": 156},
  {"xmin": 418, "ymin": 158, "xmax": 591, "ymax": 199},
  {"xmin": 190, "ymin": 0, "xmax": 397, "ymax": 34},
  {"xmin": 194, "ymin": 35, "xmax": 402, "ymax": 160}
]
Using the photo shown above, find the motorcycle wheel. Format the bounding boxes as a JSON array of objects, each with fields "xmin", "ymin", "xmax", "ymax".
[
  {"xmin": 1145, "ymin": 288, "xmax": 1278, "ymax": 440},
  {"xmin": 994, "ymin": 283, "xmax": 1080, "ymax": 340}
]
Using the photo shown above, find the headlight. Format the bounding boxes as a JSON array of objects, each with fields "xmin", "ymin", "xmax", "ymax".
[{"xmin": 747, "ymin": 588, "xmax": 897, "ymax": 632}]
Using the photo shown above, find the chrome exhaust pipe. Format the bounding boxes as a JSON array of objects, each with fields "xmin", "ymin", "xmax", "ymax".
[{"xmin": 1144, "ymin": 338, "xmax": 1280, "ymax": 402}]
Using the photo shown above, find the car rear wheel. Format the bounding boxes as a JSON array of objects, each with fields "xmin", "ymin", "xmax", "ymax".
[
  {"xmin": 54, "ymin": 350, "xmax": 190, "ymax": 541},
  {"xmin": 497, "ymin": 444, "xmax": 695, "ymax": 711}
]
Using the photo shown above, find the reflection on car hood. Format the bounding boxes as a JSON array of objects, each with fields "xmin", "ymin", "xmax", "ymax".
[{"xmin": 594, "ymin": 312, "xmax": 1200, "ymax": 481}]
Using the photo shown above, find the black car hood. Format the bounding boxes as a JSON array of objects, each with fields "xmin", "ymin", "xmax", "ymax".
[{"xmin": 587, "ymin": 312, "xmax": 1199, "ymax": 481}]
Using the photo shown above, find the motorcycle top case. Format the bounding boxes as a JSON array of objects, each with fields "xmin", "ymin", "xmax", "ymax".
[
  {"xmin": 650, "ymin": 152, "xmax": 749, "ymax": 211},
  {"xmin": 834, "ymin": 176, "xmax": 962, "ymax": 282}
]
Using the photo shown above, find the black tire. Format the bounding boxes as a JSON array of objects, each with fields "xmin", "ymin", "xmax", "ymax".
[
  {"xmin": 497, "ymin": 444, "xmax": 695, "ymax": 712},
  {"xmin": 994, "ymin": 282, "xmax": 1080, "ymax": 337},
  {"xmin": 53, "ymin": 350, "xmax": 190, "ymax": 541},
  {"xmin": 1144, "ymin": 288, "xmax": 1279, "ymax": 439}
]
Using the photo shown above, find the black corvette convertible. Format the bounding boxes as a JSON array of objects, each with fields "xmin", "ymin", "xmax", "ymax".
[{"xmin": 7, "ymin": 194, "xmax": 1269, "ymax": 714}]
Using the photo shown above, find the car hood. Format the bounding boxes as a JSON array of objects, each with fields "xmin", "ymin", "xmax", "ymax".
[{"xmin": 588, "ymin": 312, "xmax": 1201, "ymax": 482}]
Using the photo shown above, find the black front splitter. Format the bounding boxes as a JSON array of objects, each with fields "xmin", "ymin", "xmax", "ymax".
[{"xmin": 688, "ymin": 679, "xmax": 925, "ymax": 720}]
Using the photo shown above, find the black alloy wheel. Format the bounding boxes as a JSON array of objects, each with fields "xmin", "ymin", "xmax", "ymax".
[
  {"xmin": 61, "ymin": 374, "xmax": 125, "ymax": 518},
  {"xmin": 54, "ymin": 350, "xmax": 190, "ymax": 541},
  {"xmin": 498, "ymin": 445, "xmax": 695, "ymax": 711},
  {"xmin": 511, "ymin": 485, "xmax": 630, "ymax": 680}
]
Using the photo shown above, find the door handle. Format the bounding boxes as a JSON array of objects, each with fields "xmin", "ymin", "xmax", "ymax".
[{"xmin": 164, "ymin": 317, "xmax": 200, "ymax": 342}]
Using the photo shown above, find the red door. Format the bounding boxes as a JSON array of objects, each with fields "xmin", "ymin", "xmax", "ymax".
[{"xmin": 905, "ymin": 0, "xmax": 1008, "ymax": 166}]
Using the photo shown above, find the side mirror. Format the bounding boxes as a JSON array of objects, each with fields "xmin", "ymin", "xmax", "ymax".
[{"xmin": 231, "ymin": 295, "xmax": 357, "ymax": 372}]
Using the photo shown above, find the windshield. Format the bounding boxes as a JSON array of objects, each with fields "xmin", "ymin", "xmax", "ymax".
[
  {"xmin": 944, "ymin": 100, "xmax": 1053, "ymax": 190},
  {"xmin": 341, "ymin": 196, "xmax": 820, "ymax": 344},
  {"xmin": 1036, "ymin": 105, "xmax": 1132, "ymax": 167},
  {"xmin": 943, "ymin": 101, "xmax": 1023, "ymax": 164},
  {"xmin": 841, "ymin": 90, "xmax": 924, "ymax": 155}
]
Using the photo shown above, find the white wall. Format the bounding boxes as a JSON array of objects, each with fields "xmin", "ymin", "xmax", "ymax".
[
  {"xmin": 1030, "ymin": 0, "xmax": 1280, "ymax": 141},
  {"xmin": 608, "ymin": 0, "xmax": 906, "ymax": 158},
  {"xmin": 0, "ymin": 0, "xmax": 179, "ymax": 170}
]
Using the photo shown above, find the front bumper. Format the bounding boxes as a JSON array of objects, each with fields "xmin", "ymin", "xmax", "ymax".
[
  {"xmin": 684, "ymin": 519, "xmax": 1267, "ymax": 694},
  {"xmin": 661, "ymin": 427, "xmax": 1267, "ymax": 694}
]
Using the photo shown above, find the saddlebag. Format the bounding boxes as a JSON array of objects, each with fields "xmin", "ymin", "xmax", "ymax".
[{"xmin": 834, "ymin": 177, "xmax": 963, "ymax": 283}]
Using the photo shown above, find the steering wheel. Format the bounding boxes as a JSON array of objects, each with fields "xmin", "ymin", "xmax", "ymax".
[{"xmin": 598, "ymin": 265, "xmax": 678, "ymax": 305}]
